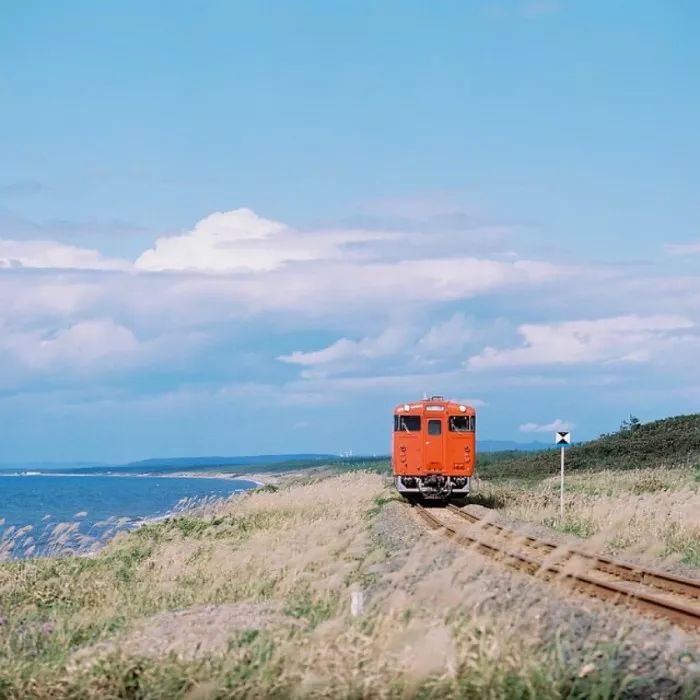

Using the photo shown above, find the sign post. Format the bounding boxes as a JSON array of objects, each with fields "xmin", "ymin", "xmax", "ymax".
[{"xmin": 555, "ymin": 431, "xmax": 571, "ymax": 518}]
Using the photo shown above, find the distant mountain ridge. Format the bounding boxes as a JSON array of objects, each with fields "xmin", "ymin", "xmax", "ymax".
[
  {"xmin": 0, "ymin": 461, "xmax": 107, "ymax": 471},
  {"xmin": 0, "ymin": 454, "xmax": 337, "ymax": 475},
  {"xmin": 478, "ymin": 440, "xmax": 550, "ymax": 453},
  {"xmin": 124, "ymin": 454, "xmax": 335, "ymax": 469}
]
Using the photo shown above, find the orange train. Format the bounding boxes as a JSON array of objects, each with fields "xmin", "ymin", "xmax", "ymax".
[{"xmin": 392, "ymin": 396, "xmax": 476, "ymax": 502}]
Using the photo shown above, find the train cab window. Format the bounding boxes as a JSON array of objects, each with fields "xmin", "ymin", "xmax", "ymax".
[
  {"xmin": 394, "ymin": 415, "xmax": 421, "ymax": 432},
  {"xmin": 449, "ymin": 416, "xmax": 469, "ymax": 432},
  {"xmin": 449, "ymin": 415, "xmax": 475, "ymax": 432},
  {"xmin": 428, "ymin": 419, "xmax": 442, "ymax": 436}
]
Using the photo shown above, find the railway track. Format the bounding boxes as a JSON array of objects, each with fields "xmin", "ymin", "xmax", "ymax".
[{"xmin": 414, "ymin": 503, "xmax": 700, "ymax": 630}]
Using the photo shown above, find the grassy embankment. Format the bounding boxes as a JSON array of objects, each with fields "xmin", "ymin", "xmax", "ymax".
[
  {"xmin": 5, "ymin": 465, "xmax": 699, "ymax": 697},
  {"xmin": 474, "ymin": 414, "xmax": 700, "ymax": 569}
]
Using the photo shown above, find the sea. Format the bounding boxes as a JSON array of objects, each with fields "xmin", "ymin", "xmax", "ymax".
[{"xmin": 0, "ymin": 473, "xmax": 257, "ymax": 559}]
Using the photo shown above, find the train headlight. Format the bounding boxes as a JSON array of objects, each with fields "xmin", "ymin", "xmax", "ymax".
[
  {"xmin": 459, "ymin": 405, "xmax": 466, "ymax": 412},
  {"xmin": 403, "ymin": 404, "xmax": 410, "ymax": 411}
]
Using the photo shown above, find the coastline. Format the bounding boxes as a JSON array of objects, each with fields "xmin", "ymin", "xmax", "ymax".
[
  {"xmin": 0, "ymin": 471, "xmax": 265, "ymax": 488},
  {"xmin": 156, "ymin": 472, "xmax": 267, "ymax": 487},
  {"xmin": 0, "ymin": 473, "xmax": 263, "ymax": 562},
  {"xmin": 1, "ymin": 468, "xmax": 325, "ymax": 561}
]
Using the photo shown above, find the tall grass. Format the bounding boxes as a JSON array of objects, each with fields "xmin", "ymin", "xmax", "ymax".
[{"xmin": 476, "ymin": 465, "xmax": 700, "ymax": 568}]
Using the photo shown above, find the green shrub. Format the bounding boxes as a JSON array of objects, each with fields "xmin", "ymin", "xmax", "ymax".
[{"xmin": 478, "ymin": 413, "xmax": 700, "ymax": 479}]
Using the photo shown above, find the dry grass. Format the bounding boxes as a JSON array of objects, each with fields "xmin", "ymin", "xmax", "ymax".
[
  {"xmin": 0, "ymin": 471, "xmax": 699, "ymax": 698},
  {"xmin": 0, "ymin": 515, "xmax": 138, "ymax": 561},
  {"xmin": 477, "ymin": 465, "xmax": 700, "ymax": 570}
]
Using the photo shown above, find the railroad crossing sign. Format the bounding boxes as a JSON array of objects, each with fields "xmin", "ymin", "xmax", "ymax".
[{"xmin": 555, "ymin": 431, "xmax": 571, "ymax": 446}]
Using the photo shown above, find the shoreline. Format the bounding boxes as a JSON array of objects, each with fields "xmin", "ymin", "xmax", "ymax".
[
  {"xmin": 1, "ymin": 468, "xmax": 320, "ymax": 561},
  {"xmin": 0, "ymin": 471, "xmax": 265, "ymax": 487},
  {"xmin": 0, "ymin": 474, "xmax": 266, "ymax": 562}
]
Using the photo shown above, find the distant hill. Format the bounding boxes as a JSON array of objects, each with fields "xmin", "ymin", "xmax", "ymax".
[
  {"xmin": 124, "ymin": 454, "xmax": 335, "ymax": 469},
  {"xmin": 10, "ymin": 454, "xmax": 338, "ymax": 476},
  {"xmin": 478, "ymin": 440, "xmax": 550, "ymax": 453},
  {"xmin": 478, "ymin": 413, "xmax": 700, "ymax": 477},
  {"xmin": 0, "ymin": 461, "xmax": 106, "ymax": 472}
]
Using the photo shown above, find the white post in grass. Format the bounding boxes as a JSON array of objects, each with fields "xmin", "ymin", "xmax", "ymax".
[
  {"xmin": 555, "ymin": 431, "xmax": 571, "ymax": 519},
  {"xmin": 560, "ymin": 446, "xmax": 565, "ymax": 519},
  {"xmin": 351, "ymin": 590, "xmax": 364, "ymax": 617}
]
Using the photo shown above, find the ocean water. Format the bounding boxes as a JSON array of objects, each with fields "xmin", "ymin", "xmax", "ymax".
[{"xmin": 0, "ymin": 474, "xmax": 256, "ymax": 559}]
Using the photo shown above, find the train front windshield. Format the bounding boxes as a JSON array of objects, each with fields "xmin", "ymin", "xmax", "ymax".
[
  {"xmin": 394, "ymin": 415, "xmax": 421, "ymax": 432},
  {"xmin": 448, "ymin": 416, "xmax": 475, "ymax": 432}
]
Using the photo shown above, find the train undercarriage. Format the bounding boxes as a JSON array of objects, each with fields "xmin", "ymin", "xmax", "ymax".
[{"xmin": 395, "ymin": 474, "xmax": 470, "ymax": 503}]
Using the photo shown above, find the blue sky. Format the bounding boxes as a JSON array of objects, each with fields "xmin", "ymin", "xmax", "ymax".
[{"xmin": 1, "ymin": 0, "xmax": 699, "ymax": 462}]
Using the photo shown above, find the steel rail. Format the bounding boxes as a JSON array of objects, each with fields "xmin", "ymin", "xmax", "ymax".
[{"xmin": 414, "ymin": 503, "xmax": 700, "ymax": 630}]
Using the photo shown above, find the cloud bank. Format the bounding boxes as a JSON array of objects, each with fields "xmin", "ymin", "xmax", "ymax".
[
  {"xmin": 468, "ymin": 315, "xmax": 695, "ymax": 369},
  {"xmin": 2, "ymin": 205, "xmax": 700, "ymax": 452},
  {"xmin": 0, "ymin": 239, "xmax": 128, "ymax": 270}
]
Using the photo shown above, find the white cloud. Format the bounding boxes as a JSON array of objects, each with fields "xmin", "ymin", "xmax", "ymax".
[
  {"xmin": 278, "ymin": 314, "xmax": 503, "ymax": 379},
  {"xmin": 0, "ymin": 277, "xmax": 99, "ymax": 323},
  {"xmin": 0, "ymin": 319, "xmax": 205, "ymax": 388},
  {"xmin": 0, "ymin": 252, "xmax": 566, "ymax": 344},
  {"xmin": 0, "ymin": 319, "xmax": 144, "ymax": 379},
  {"xmin": 282, "ymin": 373, "xmax": 486, "ymax": 406},
  {"xmin": 25, "ymin": 319, "xmax": 142, "ymax": 370},
  {"xmin": 520, "ymin": 418, "xmax": 574, "ymax": 433},
  {"xmin": 468, "ymin": 314, "xmax": 696, "ymax": 369},
  {"xmin": 0, "ymin": 208, "xmax": 570, "ymax": 334},
  {"xmin": 278, "ymin": 326, "xmax": 411, "ymax": 369},
  {"xmin": 417, "ymin": 313, "xmax": 476, "ymax": 354},
  {"xmin": 135, "ymin": 208, "xmax": 400, "ymax": 273},
  {"xmin": 237, "ymin": 256, "xmax": 565, "ymax": 316},
  {"xmin": 0, "ymin": 240, "xmax": 128, "ymax": 270},
  {"xmin": 133, "ymin": 208, "xmax": 567, "ymax": 314},
  {"xmin": 664, "ymin": 240, "xmax": 700, "ymax": 256},
  {"xmin": 135, "ymin": 208, "xmax": 285, "ymax": 272}
]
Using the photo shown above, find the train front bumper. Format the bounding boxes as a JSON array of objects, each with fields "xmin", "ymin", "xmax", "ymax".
[{"xmin": 395, "ymin": 475, "xmax": 470, "ymax": 498}]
